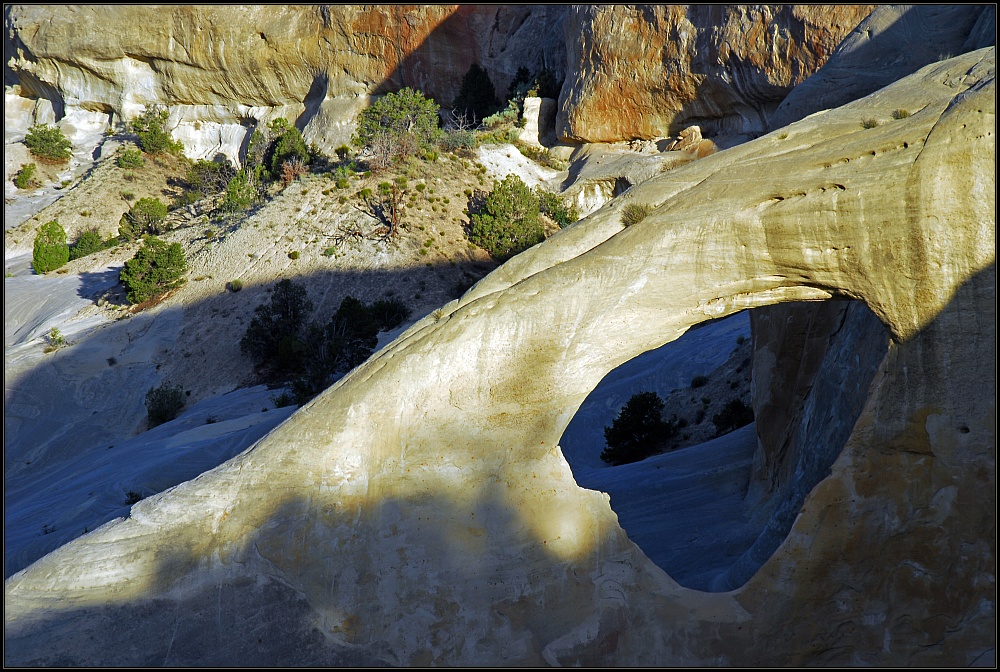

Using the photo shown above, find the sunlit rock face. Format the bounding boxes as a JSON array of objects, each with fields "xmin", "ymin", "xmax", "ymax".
[
  {"xmin": 5, "ymin": 46, "xmax": 994, "ymax": 666},
  {"xmin": 4, "ymin": 5, "xmax": 568, "ymax": 161},
  {"xmin": 557, "ymin": 4, "xmax": 874, "ymax": 142}
]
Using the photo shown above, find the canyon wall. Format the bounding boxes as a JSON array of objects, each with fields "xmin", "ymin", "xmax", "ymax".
[
  {"xmin": 557, "ymin": 5, "xmax": 873, "ymax": 142},
  {"xmin": 4, "ymin": 4, "xmax": 567, "ymax": 160}
]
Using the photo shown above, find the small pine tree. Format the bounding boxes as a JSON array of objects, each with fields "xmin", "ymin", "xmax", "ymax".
[
  {"xmin": 453, "ymin": 63, "xmax": 501, "ymax": 124},
  {"xmin": 240, "ymin": 279, "xmax": 315, "ymax": 371},
  {"xmin": 13, "ymin": 162, "xmax": 38, "ymax": 189},
  {"xmin": 469, "ymin": 174, "xmax": 543, "ymax": 260},
  {"xmin": 600, "ymin": 392, "xmax": 675, "ymax": 466},
  {"xmin": 119, "ymin": 197, "xmax": 169, "ymax": 241},
  {"xmin": 354, "ymin": 88, "xmax": 441, "ymax": 167},
  {"xmin": 25, "ymin": 124, "xmax": 72, "ymax": 162},
  {"xmin": 32, "ymin": 220, "xmax": 70, "ymax": 273},
  {"xmin": 145, "ymin": 382, "xmax": 185, "ymax": 427},
  {"xmin": 130, "ymin": 106, "xmax": 183, "ymax": 155},
  {"xmin": 119, "ymin": 236, "xmax": 187, "ymax": 304}
]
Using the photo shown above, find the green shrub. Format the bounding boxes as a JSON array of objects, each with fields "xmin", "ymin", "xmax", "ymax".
[
  {"xmin": 370, "ymin": 298, "xmax": 411, "ymax": 331},
  {"xmin": 119, "ymin": 197, "xmax": 169, "ymax": 241},
  {"xmin": 145, "ymin": 382, "xmax": 185, "ymax": 427},
  {"xmin": 130, "ymin": 106, "xmax": 183, "ymax": 155},
  {"xmin": 712, "ymin": 398, "xmax": 755, "ymax": 436},
  {"xmin": 44, "ymin": 327, "xmax": 67, "ymax": 353},
  {"xmin": 335, "ymin": 145, "xmax": 352, "ymax": 161},
  {"xmin": 891, "ymin": 108, "xmax": 911, "ymax": 120},
  {"xmin": 25, "ymin": 124, "xmax": 71, "ymax": 162},
  {"xmin": 453, "ymin": 63, "xmax": 501, "ymax": 124},
  {"xmin": 468, "ymin": 174, "xmax": 543, "ymax": 260},
  {"xmin": 288, "ymin": 250, "xmax": 300, "ymax": 260},
  {"xmin": 240, "ymin": 279, "xmax": 315, "ymax": 372},
  {"xmin": 621, "ymin": 203, "xmax": 652, "ymax": 227},
  {"xmin": 185, "ymin": 158, "xmax": 234, "ymax": 196},
  {"xmin": 116, "ymin": 147, "xmax": 145, "ymax": 169},
  {"xmin": 220, "ymin": 170, "xmax": 260, "ymax": 212},
  {"xmin": 354, "ymin": 87, "xmax": 441, "ymax": 170},
  {"xmin": 69, "ymin": 228, "xmax": 109, "ymax": 260},
  {"xmin": 536, "ymin": 188, "xmax": 579, "ymax": 228},
  {"xmin": 269, "ymin": 124, "xmax": 309, "ymax": 177},
  {"xmin": 119, "ymin": 236, "xmax": 187, "ymax": 304},
  {"xmin": 228, "ymin": 279, "xmax": 243, "ymax": 292},
  {"xmin": 32, "ymin": 220, "xmax": 70, "ymax": 273},
  {"xmin": 13, "ymin": 162, "xmax": 38, "ymax": 189},
  {"xmin": 860, "ymin": 117, "xmax": 879, "ymax": 129},
  {"xmin": 690, "ymin": 375, "xmax": 709, "ymax": 388},
  {"xmin": 323, "ymin": 246, "xmax": 337, "ymax": 257},
  {"xmin": 335, "ymin": 176, "xmax": 349, "ymax": 189},
  {"xmin": 600, "ymin": 391, "xmax": 676, "ymax": 466}
]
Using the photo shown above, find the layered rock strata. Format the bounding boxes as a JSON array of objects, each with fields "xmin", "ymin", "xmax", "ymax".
[
  {"xmin": 557, "ymin": 4, "xmax": 874, "ymax": 142},
  {"xmin": 5, "ymin": 48, "xmax": 994, "ymax": 666}
]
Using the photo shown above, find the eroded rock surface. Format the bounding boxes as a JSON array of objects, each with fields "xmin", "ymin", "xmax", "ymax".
[
  {"xmin": 558, "ymin": 4, "xmax": 874, "ymax": 142},
  {"xmin": 5, "ymin": 48, "xmax": 994, "ymax": 666}
]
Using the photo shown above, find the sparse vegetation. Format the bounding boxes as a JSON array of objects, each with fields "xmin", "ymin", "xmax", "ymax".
[
  {"xmin": 130, "ymin": 105, "xmax": 184, "ymax": 155},
  {"xmin": 145, "ymin": 382, "xmax": 185, "ymax": 427},
  {"xmin": 25, "ymin": 124, "xmax": 72, "ymax": 162},
  {"xmin": 712, "ymin": 398, "xmax": 755, "ymax": 436},
  {"xmin": 13, "ymin": 162, "xmax": 38, "ymax": 189},
  {"xmin": 536, "ymin": 188, "xmax": 579, "ymax": 228},
  {"xmin": 621, "ymin": 203, "xmax": 652, "ymax": 227},
  {"xmin": 690, "ymin": 375, "xmax": 709, "ymax": 388},
  {"xmin": 228, "ymin": 279, "xmax": 244, "ymax": 292},
  {"xmin": 600, "ymin": 391, "xmax": 676, "ymax": 466},
  {"xmin": 119, "ymin": 236, "xmax": 187, "ymax": 304},
  {"xmin": 453, "ymin": 63, "xmax": 501, "ymax": 125},
  {"xmin": 119, "ymin": 197, "xmax": 169, "ymax": 241},
  {"xmin": 860, "ymin": 117, "xmax": 879, "ymax": 129},
  {"xmin": 354, "ymin": 87, "xmax": 442, "ymax": 171},
  {"xmin": 468, "ymin": 174, "xmax": 543, "ymax": 260},
  {"xmin": 43, "ymin": 327, "xmax": 67, "ymax": 353},
  {"xmin": 116, "ymin": 146, "xmax": 145, "ymax": 169},
  {"xmin": 891, "ymin": 108, "xmax": 911, "ymax": 120},
  {"xmin": 69, "ymin": 227, "xmax": 111, "ymax": 260},
  {"xmin": 32, "ymin": 220, "xmax": 70, "ymax": 273}
]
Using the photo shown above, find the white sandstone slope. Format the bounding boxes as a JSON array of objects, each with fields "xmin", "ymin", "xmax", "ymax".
[{"xmin": 4, "ymin": 49, "xmax": 995, "ymax": 666}]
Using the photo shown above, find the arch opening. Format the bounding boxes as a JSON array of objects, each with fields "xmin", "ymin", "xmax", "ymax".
[{"xmin": 559, "ymin": 298, "xmax": 889, "ymax": 591}]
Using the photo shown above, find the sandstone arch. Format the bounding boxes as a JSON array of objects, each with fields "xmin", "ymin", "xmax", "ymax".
[{"xmin": 5, "ymin": 49, "xmax": 994, "ymax": 666}]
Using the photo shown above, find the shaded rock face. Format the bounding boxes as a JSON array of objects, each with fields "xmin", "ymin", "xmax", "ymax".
[
  {"xmin": 557, "ymin": 4, "xmax": 874, "ymax": 142},
  {"xmin": 5, "ymin": 48, "xmax": 995, "ymax": 666},
  {"xmin": 748, "ymin": 2, "xmax": 997, "ymax": 530},
  {"xmin": 4, "ymin": 4, "xmax": 568, "ymax": 159}
]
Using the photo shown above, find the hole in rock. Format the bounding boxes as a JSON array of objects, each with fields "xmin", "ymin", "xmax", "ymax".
[{"xmin": 559, "ymin": 299, "xmax": 888, "ymax": 591}]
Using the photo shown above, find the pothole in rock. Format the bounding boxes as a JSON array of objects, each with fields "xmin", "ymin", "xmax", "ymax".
[{"xmin": 559, "ymin": 300, "xmax": 888, "ymax": 591}]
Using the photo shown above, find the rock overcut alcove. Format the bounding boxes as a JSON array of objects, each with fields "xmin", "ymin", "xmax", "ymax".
[{"xmin": 4, "ymin": 47, "xmax": 995, "ymax": 667}]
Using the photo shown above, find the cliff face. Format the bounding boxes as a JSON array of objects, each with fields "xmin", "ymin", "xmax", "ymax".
[
  {"xmin": 4, "ymin": 4, "xmax": 567, "ymax": 158},
  {"xmin": 557, "ymin": 4, "xmax": 873, "ymax": 142},
  {"xmin": 5, "ymin": 47, "xmax": 995, "ymax": 666}
]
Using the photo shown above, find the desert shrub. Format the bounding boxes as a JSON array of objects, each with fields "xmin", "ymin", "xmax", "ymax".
[
  {"xmin": 270, "ymin": 391, "xmax": 295, "ymax": 408},
  {"xmin": 354, "ymin": 87, "xmax": 441, "ymax": 170},
  {"xmin": 130, "ymin": 106, "xmax": 183, "ymax": 155},
  {"xmin": 621, "ymin": 203, "xmax": 652, "ymax": 227},
  {"xmin": 13, "ymin": 162, "xmax": 38, "ymax": 189},
  {"xmin": 32, "ymin": 220, "xmax": 70, "ymax": 273},
  {"xmin": 69, "ymin": 228, "xmax": 109, "ymax": 260},
  {"xmin": 220, "ymin": 170, "xmax": 260, "ymax": 212},
  {"xmin": 25, "ymin": 124, "xmax": 71, "ymax": 162},
  {"xmin": 288, "ymin": 250, "xmax": 300, "ymax": 260},
  {"xmin": 270, "ymin": 125, "xmax": 310, "ymax": 177},
  {"xmin": 468, "ymin": 174, "xmax": 543, "ymax": 261},
  {"xmin": 600, "ymin": 391, "xmax": 676, "ymax": 466},
  {"xmin": 240, "ymin": 278, "xmax": 315, "ymax": 372},
  {"xmin": 712, "ymin": 398, "xmax": 755, "ymax": 436},
  {"xmin": 43, "ymin": 327, "xmax": 67, "ymax": 353},
  {"xmin": 860, "ymin": 117, "xmax": 879, "ymax": 129},
  {"xmin": 335, "ymin": 145, "xmax": 352, "ymax": 161},
  {"xmin": 119, "ymin": 197, "xmax": 169, "ymax": 241},
  {"xmin": 227, "ymin": 279, "xmax": 243, "ymax": 292},
  {"xmin": 891, "ymin": 108, "xmax": 911, "ymax": 120},
  {"xmin": 185, "ymin": 158, "xmax": 234, "ymax": 196},
  {"xmin": 690, "ymin": 375, "xmax": 709, "ymax": 388},
  {"xmin": 119, "ymin": 236, "xmax": 187, "ymax": 304},
  {"xmin": 145, "ymin": 382, "xmax": 185, "ymax": 427},
  {"xmin": 116, "ymin": 147, "xmax": 145, "ymax": 169},
  {"xmin": 370, "ymin": 298, "xmax": 411, "ymax": 331},
  {"xmin": 536, "ymin": 188, "xmax": 579, "ymax": 228},
  {"xmin": 453, "ymin": 63, "xmax": 501, "ymax": 124}
]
